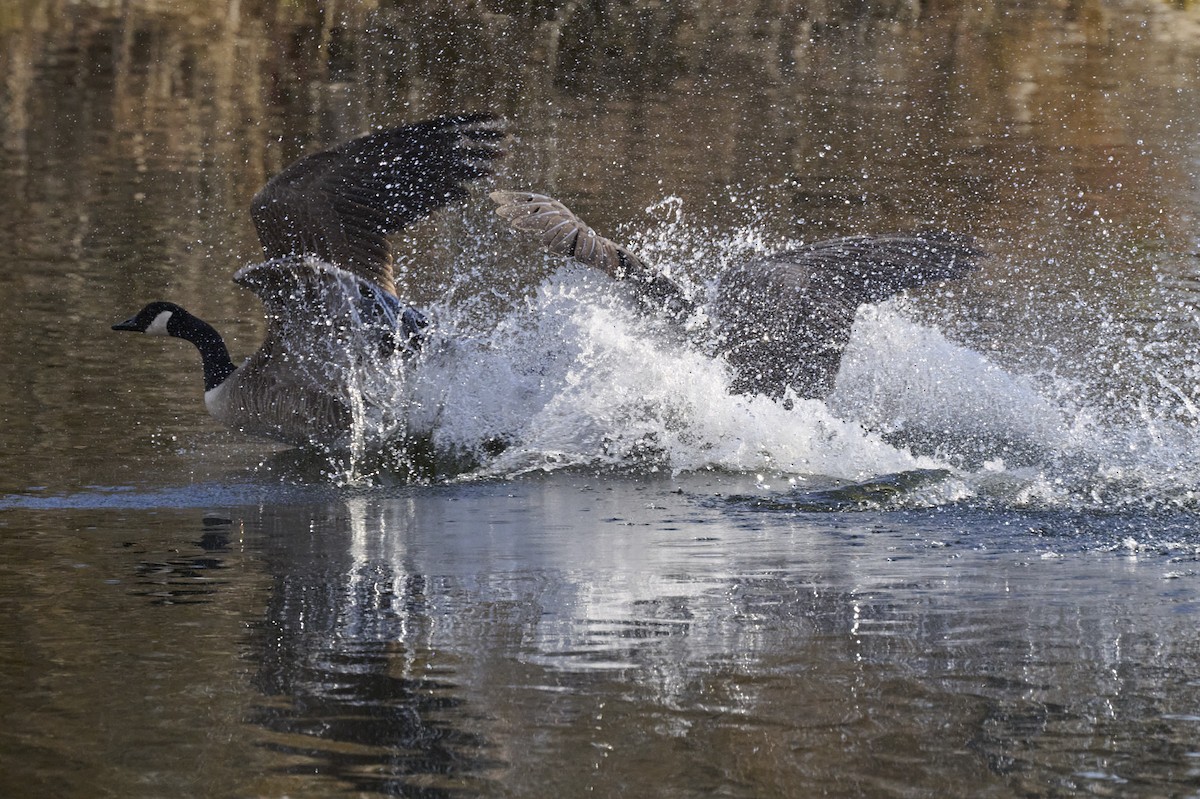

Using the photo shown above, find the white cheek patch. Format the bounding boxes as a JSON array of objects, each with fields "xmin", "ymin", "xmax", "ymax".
[{"xmin": 146, "ymin": 310, "xmax": 173, "ymax": 336}]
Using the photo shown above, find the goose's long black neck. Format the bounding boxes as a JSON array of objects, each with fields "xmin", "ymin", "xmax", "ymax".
[{"xmin": 172, "ymin": 312, "xmax": 236, "ymax": 391}]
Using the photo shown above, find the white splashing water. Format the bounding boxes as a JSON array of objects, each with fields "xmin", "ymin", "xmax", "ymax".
[
  {"xmin": 340, "ymin": 203, "xmax": 1200, "ymax": 511},
  {"xmin": 410, "ymin": 271, "xmax": 927, "ymax": 480}
]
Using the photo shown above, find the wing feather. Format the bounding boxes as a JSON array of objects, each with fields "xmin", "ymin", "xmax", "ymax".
[
  {"xmin": 489, "ymin": 191, "xmax": 695, "ymax": 318},
  {"xmin": 252, "ymin": 114, "xmax": 505, "ymax": 296}
]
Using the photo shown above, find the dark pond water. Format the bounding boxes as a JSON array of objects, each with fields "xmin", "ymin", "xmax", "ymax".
[{"xmin": 4, "ymin": 1, "xmax": 1200, "ymax": 796}]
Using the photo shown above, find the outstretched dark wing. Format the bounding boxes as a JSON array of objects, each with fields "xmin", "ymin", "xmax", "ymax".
[
  {"xmin": 760, "ymin": 231, "xmax": 983, "ymax": 304},
  {"xmin": 717, "ymin": 231, "xmax": 984, "ymax": 399},
  {"xmin": 251, "ymin": 113, "xmax": 505, "ymax": 297},
  {"xmin": 490, "ymin": 190, "xmax": 983, "ymax": 401}
]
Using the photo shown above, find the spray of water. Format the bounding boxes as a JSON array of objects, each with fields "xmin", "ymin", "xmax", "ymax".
[{"xmin": 329, "ymin": 199, "xmax": 1200, "ymax": 512}]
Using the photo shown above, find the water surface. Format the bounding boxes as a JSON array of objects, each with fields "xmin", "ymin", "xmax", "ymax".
[{"xmin": 3, "ymin": 1, "xmax": 1200, "ymax": 796}]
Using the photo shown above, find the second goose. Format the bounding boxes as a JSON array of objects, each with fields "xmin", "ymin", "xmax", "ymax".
[{"xmin": 490, "ymin": 191, "xmax": 984, "ymax": 404}]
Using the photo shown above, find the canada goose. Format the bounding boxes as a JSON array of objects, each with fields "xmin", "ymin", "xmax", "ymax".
[
  {"xmin": 490, "ymin": 191, "xmax": 983, "ymax": 402},
  {"xmin": 113, "ymin": 114, "xmax": 504, "ymax": 447}
]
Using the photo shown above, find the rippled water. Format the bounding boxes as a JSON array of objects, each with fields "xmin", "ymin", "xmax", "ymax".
[{"xmin": 4, "ymin": 1, "xmax": 1200, "ymax": 796}]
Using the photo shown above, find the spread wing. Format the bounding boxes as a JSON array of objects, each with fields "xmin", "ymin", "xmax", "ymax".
[
  {"xmin": 233, "ymin": 257, "xmax": 398, "ymax": 370},
  {"xmin": 490, "ymin": 191, "xmax": 695, "ymax": 319},
  {"xmin": 717, "ymin": 231, "xmax": 985, "ymax": 399},
  {"xmin": 219, "ymin": 258, "xmax": 419, "ymax": 446},
  {"xmin": 251, "ymin": 113, "xmax": 505, "ymax": 297},
  {"xmin": 490, "ymin": 190, "xmax": 984, "ymax": 401},
  {"xmin": 757, "ymin": 231, "xmax": 984, "ymax": 304},
  {"xmin": 490, "ymin": 191, "xmax": 649, "ymax": 278}
]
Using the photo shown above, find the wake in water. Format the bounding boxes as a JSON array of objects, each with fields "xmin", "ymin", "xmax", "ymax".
[{"xmin": 336, "ymin": 197, "xmax": 1200, "ymax": 513}]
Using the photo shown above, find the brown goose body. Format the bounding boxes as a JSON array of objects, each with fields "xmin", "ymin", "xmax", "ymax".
[
  {"xmin": 490, "ymin": 191, "xmax": 983, "ymax": 402},
  {"xmin": 200, "ymin": 258, "xmax": 387, "ymax": 446},
  {"xmin": 114, "ymin": 114, "xmax": 504, "ymax": 447},
  {"xmin": 203, "ymin": 342, "xmax": 352, "ymax": 447}
]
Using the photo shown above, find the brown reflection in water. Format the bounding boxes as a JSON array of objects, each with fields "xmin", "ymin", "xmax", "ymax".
[{"xmin": 0, "ymin": 510, "xmax": 275, "ymax": 798}]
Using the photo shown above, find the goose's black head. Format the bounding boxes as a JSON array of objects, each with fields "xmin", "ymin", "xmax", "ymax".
[
  {"xmin": 112, "ymin": 301, "xmax": 189, "ymax": 336},
  {"xmin": 112, "ymin": 301, "xmax": 236, "ymax": 391}
]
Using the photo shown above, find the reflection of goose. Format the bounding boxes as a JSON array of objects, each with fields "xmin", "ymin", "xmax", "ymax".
[
  {"xmin": 113, "ymin": 115, "xmax": 504, "ymax": 447},
  {"xmin": 491, "ymin": 191, "xmax": 984, "ymax": 402}
]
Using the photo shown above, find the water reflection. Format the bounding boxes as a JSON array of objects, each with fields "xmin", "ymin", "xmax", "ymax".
[
  {"xmin": 213, "ymin": 478, "xmax": 1200, "ymax": 796},
  {"xmin": 2, "ymin": 475, "xmax": 1199, "ymax": 796},
  {"xmin": 247, "ymin": 501, "xmax": 499, "ymax": 795},
  {"xmin": 250, "ymin": 638, "xmax": 496, "ymax": 796}
]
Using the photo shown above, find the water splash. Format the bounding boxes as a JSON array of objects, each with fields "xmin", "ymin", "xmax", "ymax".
[{"xmin": 327, "ymin": 200, "xmax": 1200, "ymax": 512}]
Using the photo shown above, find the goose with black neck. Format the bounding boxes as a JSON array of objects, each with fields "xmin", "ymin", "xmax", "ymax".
[{"xmin": 112, "ymin": 114, "xmax": 504, "ymax": 449}]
